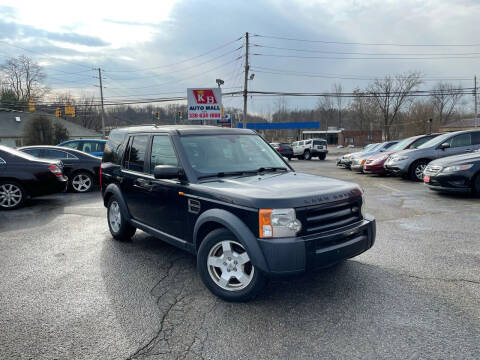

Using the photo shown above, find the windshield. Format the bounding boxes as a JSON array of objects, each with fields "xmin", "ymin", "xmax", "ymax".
[
  {"xmin": 388, "ymin": 138, "xmax": 413, "ymax": 152},
  {"xmin": 364, "ymin": 143, "xmax": 382, "ymax": 152},
  {"xmin": 417, "ymin": 133, "xmax": 452, "ymax": 149},
  {"xmin": 179, "ymin": 134, "xmax": 288, "ymax": 177}
]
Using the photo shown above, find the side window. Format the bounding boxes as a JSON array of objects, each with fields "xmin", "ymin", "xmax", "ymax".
[
  {"xmin": 124, "ymin": 135, "xmax": 149, "ymax": 172},
  {"xmin": 0, "ymin": 157, "xmax": 5, "ymax": 164},
  {"xmin": 63, "ymin": 141, "xmax": 79, "ymax": 150},
  {"xmin": 150, "ymin": 136, "xmax": 178, "ymax": 173},
  {"xmin": 305, "ymin": 140, "xmax": 312, "ymax": 145},
  {"xmin": 471, "ymin": 132, "xmax": 480, "ymax": 145},
  {"xmin": 67, "ymin": 152, "xmax": 78, "ymax": 159},
  {"xmin": 23, "ymin": 149, "xmax": 41, "ymax": 157},
  {"xmin": 451, "ymin": 134, "xmax": 471, "ymax": 148},
  {"xmin": 43, "ymin": 149, "xmax": 69, "ymax": 159}
]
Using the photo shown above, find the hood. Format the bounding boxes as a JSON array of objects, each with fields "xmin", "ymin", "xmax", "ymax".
[
  {"xmin": 391, "ymin": 148, "xmax": 427, "ymax": 158},
  {"xmin": 369, "ymin": 151, "xmax": 393, "ymax": 160},
  {"xmin": 430, "ymin": 151, "xmax": 480, "ymax": 166},
  {"xmin": 190, "ymin": 172, "xmax": 362, "ymax": 209}
]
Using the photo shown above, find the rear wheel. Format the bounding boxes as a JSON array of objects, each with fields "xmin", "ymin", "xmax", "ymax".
[
  {"xmin": 107, "ymin": 196, "xmax": 136, "ymax": 241},
  {"xmin": 0, "ymin": 181, "xmax": 26, "ymax": 210},
  {"xmin": 197, "ymin": 228, "xmax": 266, "ymax": 302},
  {"xmin": 70, "ymin": 171, "xmax": 93, "ymax": 193},
  {"xmin": 409, "ymin": 160, "xmax": 428, "ymax": 181},
  {"xmin": 304, "ymin": 150, "xmax": 311, "ymax": 160},
  {"xmin": 319, "ymin": 153, "xmax": 326, "ymax": 160}
]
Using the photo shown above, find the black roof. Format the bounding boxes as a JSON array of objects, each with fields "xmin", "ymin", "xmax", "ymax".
[{"xmin": 110, "ymin": 125, "xmax": 255, "ymax": 136}]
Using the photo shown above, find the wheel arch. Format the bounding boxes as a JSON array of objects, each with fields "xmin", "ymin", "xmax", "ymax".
[
  {"xmin": 103, "ymin": 183, "xmax": 132, "ymax": 221},
  {"xmin": 193, "ymin": 208, "xmax": 269, "ymax": 273},
  {"xmin": 0, "ymin": 177, "xmax": 28, "ymax": 194},
  {"xmin": 408, "ymin": 158, "xmax": 431, "ymax": 172}
]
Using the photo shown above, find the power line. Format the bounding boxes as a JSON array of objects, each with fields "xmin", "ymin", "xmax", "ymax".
[
  {"xmin": 253, "ymin": 52, "xmax": 480, "ymax": 60},
  {"xmin": 253, "ymin": 34, "xmax": 480, "ymax": 47}
]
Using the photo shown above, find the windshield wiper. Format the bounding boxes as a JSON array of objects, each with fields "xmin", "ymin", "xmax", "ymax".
[
  {"xmin": 197, "ymin": 170, "xmax": 257, "ymax": 180},
  {"xmin": 254, "ymin": 167, "xmax": 288, "ymax": 173}
]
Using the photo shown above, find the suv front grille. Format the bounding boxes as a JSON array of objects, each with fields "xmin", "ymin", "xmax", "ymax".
[{"xmin": 299, "ymin": 198, "xmax": 363, "ymax": 234}]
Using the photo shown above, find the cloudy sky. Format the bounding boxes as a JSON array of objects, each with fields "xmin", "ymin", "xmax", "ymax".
[{"xmin": 1, "ymin": 0, "xmax": 480, "ymax": 114}]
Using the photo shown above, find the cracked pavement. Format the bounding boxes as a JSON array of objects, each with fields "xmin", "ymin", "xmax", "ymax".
[{"xmin": 0, "ymin": 159, "xmax": 479, "ymax": 359}]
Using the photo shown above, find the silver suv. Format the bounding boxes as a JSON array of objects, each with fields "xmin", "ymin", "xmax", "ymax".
[
  {"xmin": 384, "ymin": 130, "xmax": 480, "ymax": 181},
  {"xmin": 292, "ymin": 139, "xmax": 328, "ymax": 160}
]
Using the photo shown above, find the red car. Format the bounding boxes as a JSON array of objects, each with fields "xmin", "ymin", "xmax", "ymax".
[{"xmin": 363, "ymin": 134, "xmax": 441, "ymax": 175}]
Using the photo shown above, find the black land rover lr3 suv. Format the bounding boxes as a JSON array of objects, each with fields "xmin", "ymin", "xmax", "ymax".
[{"xmin": 101, "ymin": 126, "xmax": 376, "ymax": 301}]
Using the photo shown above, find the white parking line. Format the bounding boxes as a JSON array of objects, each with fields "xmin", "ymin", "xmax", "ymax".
[{"xmin": 377, "ymin": 183, "xmax": 403, "ymax": 193}]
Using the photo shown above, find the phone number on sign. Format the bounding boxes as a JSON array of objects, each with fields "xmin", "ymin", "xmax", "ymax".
[{"xmin": 189, "ymin": 113, "xmax": 222, "ymax": 119}]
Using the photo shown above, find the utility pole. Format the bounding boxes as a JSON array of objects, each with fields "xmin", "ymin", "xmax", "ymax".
[
  {"xmin": 243, "ymin": 32, "xmax": 249, "ymax": 129},
  {"xmin": 474, "ymin": 75, "xmax": 478, "ymax": 128},
  {"xmin": 96, "ymin": 68, "xmax": 106, "ymax": 137}
]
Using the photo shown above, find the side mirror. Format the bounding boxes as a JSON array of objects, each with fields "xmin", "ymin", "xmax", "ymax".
[
  {"xmin": 440, "ymin": 142, "xmax": 451, "ymax": 150},
  {"xmin": 154, "ymin": 165, "xmax": 180, "ymax": 179}
]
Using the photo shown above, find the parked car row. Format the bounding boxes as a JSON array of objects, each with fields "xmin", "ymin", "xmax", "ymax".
[
  {"xmin": 336, "ymin": 130, "xmax": 480, "ymax": 195},
  {"xmin": 0, "ymin": 139, "xmax": 104, "ymax": 210}
]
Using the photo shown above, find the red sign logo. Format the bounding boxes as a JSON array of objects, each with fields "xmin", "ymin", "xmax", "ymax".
[{"xmin": 193, "ymin": 89, "xmax": 217, "ymax": 104}]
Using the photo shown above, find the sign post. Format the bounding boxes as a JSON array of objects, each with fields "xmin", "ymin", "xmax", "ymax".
[{"xmin": 187, "ymin": 88, "xmax": 222, "ymax": 124}]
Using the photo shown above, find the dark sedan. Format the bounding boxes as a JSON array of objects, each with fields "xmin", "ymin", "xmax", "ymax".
[
  {"xmin": 0, "ymin": 145, "xmax": 68, "ymax": 210},
  {"xmin": 423, "ymin": 151, "xmax": 480, "ymax": 194},
  {"xmin": 270, "ymin": 143, "xmax": 294, "ymax": 160},
  {"xmin": 19, "ymin": 146, "xmax": 101, "ymax": 193}
]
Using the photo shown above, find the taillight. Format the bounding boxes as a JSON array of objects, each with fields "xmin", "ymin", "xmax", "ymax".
[
  {"xmin": 99, "ymin": 165, "xmax": 102, "ymax": 189},
  {"xmin": 278, "ymin": 147, "xmax": 284, "ymax": 151},
  {"xmin": 48, "ymin": 164, "xmax": 63, "ymax": 177}
]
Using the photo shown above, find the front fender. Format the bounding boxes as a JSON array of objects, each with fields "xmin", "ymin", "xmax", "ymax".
[
  {"xmin": 193, "ymin": 208, "xmax": 269, "ymax": 273},
  {"xmin": 103, "ymin": 183, "xmax": 132, "ymax": 221}
]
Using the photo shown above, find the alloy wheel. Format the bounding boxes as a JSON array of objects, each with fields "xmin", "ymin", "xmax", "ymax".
[
  {"xmin": 415, "ymin": 164, "xmax": 427, "ymax": 180},
  {"xmin": 72, "ymin": 174, "xmax": 92, "ymax": 192},
  {"xmin": 108, "ymin": 201, "xmax": 121, "ymax": 233},
  {"xmin": 0, "ymin": 184, "xmax": 23, "ymax": 208},
  {"xmin": 207, "ymin": 240, "xmax": 254, "ymax": 291}
]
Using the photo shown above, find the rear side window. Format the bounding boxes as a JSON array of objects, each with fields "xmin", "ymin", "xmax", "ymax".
[
  {"xmin": 471, "ymin": 132, "xmax": 480, "ymax": 145},
  {"xmin": 42, "ymin": 149, "xmax": 69, "ymax": 159},
  {"xmin": 313, "ymin": 140, "xmax": 326, "ymax": 146},
  {"xmin": 124, "ymin": 135, "xmax": 149, "ymax": 172},
  {"xmin": 451, "ymin": 134, "xmax": 471, "ymax": 148},
  {"xmin": 80, "ymin": 141, "xmax": 103, "ymax": 153},
  {"xmin": 103, "ymin": 132, "xmax": 125, "ymax": 164},
  {"xmin": 22, "ymin": 149, "xmax": 41, "ymax": 157},
  {"xmin": 150, "ymin": 136, "xmax": 178, "ymax": 173}
]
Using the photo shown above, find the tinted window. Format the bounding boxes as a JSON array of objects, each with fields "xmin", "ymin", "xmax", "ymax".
[
  {"xmin": 451, "ymin": 134, "xmax": 471, "ymax": 148},
  {"xmin": 22, "ymin": 149, "xmax": 41, "ymax": 157},
  {"xmin": 471, "ymin": 132, "xmax": 480, "ymax": 145},
  {"xmin": 384, "ymin": 141, "xmax": 397, "ymax": 149},
  {"xmin": 80, "ymin": 141, "xmax": 104, "ymax": 153},
  {"xmin": 313, "ymin": 140, "xmax": 326, "ymax": 146},
  {"xmin": 305, "ymin": 140, "xmax": 312, "ymax": 145},
  {"xmin": 124, "ymin": 135, "xmax": 148, "ymax": 172},
  {"xmin": 63, "ymin": 141, "xmax": 79, "ymax": 149},
  {"xmin": 42, "ymin": 149, "xmax": 69, "ymax": 159},
  {"xmin": 103, "ymin": 132, "xmax": 126, "ymax": 164},
  {"xmin": 150, "ymin": 136, "xmax": 178, "ymax": 173},
  {"xmin": 0, "ymin": 157, "xmax": 5, "ymax": 164}
]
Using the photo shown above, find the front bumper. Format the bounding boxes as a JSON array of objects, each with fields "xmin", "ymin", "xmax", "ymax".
[
  {"xmin": 363, "ymin": 163, "xmax": 387, "ymax": 175},
  {"xmin": 351, "ymin": 163, "xmax": 364, "ymax": 172},
  {"xmin": 384, "ymin": 160, "xmax": 409, "ymax": 176},
  {"xmin": 424, "ymin": 173, "xmax": 472, "ymax": 193},
  {"xmin": 257, "ymin": 215, "xmax": 376, "ymax": 276},
  {"xmin": 336, "ymin": 158, "xmax": 352, "ymax": 168}
]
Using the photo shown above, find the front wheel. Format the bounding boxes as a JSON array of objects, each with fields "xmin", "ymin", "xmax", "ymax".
[
  {"xmin": 0, "ymin": 181, "xmax": 26, "ymax": 210},
  {"xmin": 197, "ymin": 228, "xmax": 266, "ymax": 302},
  {"xmin": 409, "ymin": 160, "xmax": 428, "ymax": 181},
  {"xmin": 107, "ymin": 196, "xmax": 136, "ymax": 241}
]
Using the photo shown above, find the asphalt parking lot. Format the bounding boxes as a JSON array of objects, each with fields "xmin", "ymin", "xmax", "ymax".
[{"xmin": 1, "ymin": 159, "xmax": 479, "ymax": 360}]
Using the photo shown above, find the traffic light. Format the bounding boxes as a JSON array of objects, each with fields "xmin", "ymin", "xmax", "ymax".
[
  {"xmin": 178, "ymin": 111, "xmax": 183, "ymax": 120},
  {"xmin": 28, "ymin": 99, "xmax": 35, "ymax": 112},
  {"xmin": 155, "ymin": 112, "xmax": 160, "ymax": 121},
  {"xmin": 55, "ymin": 107, "xmax": 62, "ymax": 118},
  {"xmin": 71, "ymin": 106, "xmax": 75, "ymax": 118}
]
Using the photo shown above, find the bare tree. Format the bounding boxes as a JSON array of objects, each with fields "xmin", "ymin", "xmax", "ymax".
[
  {"xmin": 1, "ymin": 55, "xmax": 48, "ymax": 102},
  {"xmin": 332, "ymin": 83, "xmax": 344, "ymax": 128},
  {"xmin": 430, "ymin": 82, "xmax": 464, "ymax": 126},
  {"xmin": 316, "ymin": 95, "xmax": 335, "ymax": 131},
  {"xmin": 367, "ymin": 72, "xmax": 423, "ymax": 140}
]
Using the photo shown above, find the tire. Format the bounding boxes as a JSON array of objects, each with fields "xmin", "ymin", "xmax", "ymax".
[
  {"xmin": 70, "ymin": 171, "xmax": 94, "ymax": 193},
  {"xmin": 319, "ymin": 154, "xmax": 326, "ymax": 160},
  {"xmin": 0, "ymin": 180, "xmax": 26, "ymax": 210},
  {"xmin": 197, "ymin": 228, "xmax": 267, "ymax": 302},
  {"xmin": 287, "ymin": 156, "xmax": 292, "ymax": 161},
  {"xmin": 107, "ymin": 196, "xmax": 136, "ymax": 241},
  {"xmin": 473, "ymin": 173, "xmax": 480, "ymax": 195},
  {"xmin": 409, "ymin": 160, "xmax": 428, "ymax": 181},
  {"xmin": 304, "ymin": 150, "xmax": 311, "ymax": 160}
]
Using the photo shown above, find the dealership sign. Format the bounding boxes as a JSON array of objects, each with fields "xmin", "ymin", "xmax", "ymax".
[{"xmin": 187, "ymin": 88, "xmax": 222, "ymax": 121}]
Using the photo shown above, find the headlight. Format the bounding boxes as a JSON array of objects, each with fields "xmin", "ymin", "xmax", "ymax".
[
  {"xmin": 442, "ymin": 164, "xmax": 473, "ymax": 173},
  {"xmin": 391, "ymin": 156, "xmax": 408, "ymax": 162},
  {"xmin": 259, "ymin": 208, "xmax": 302, "ymax": 238}
]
